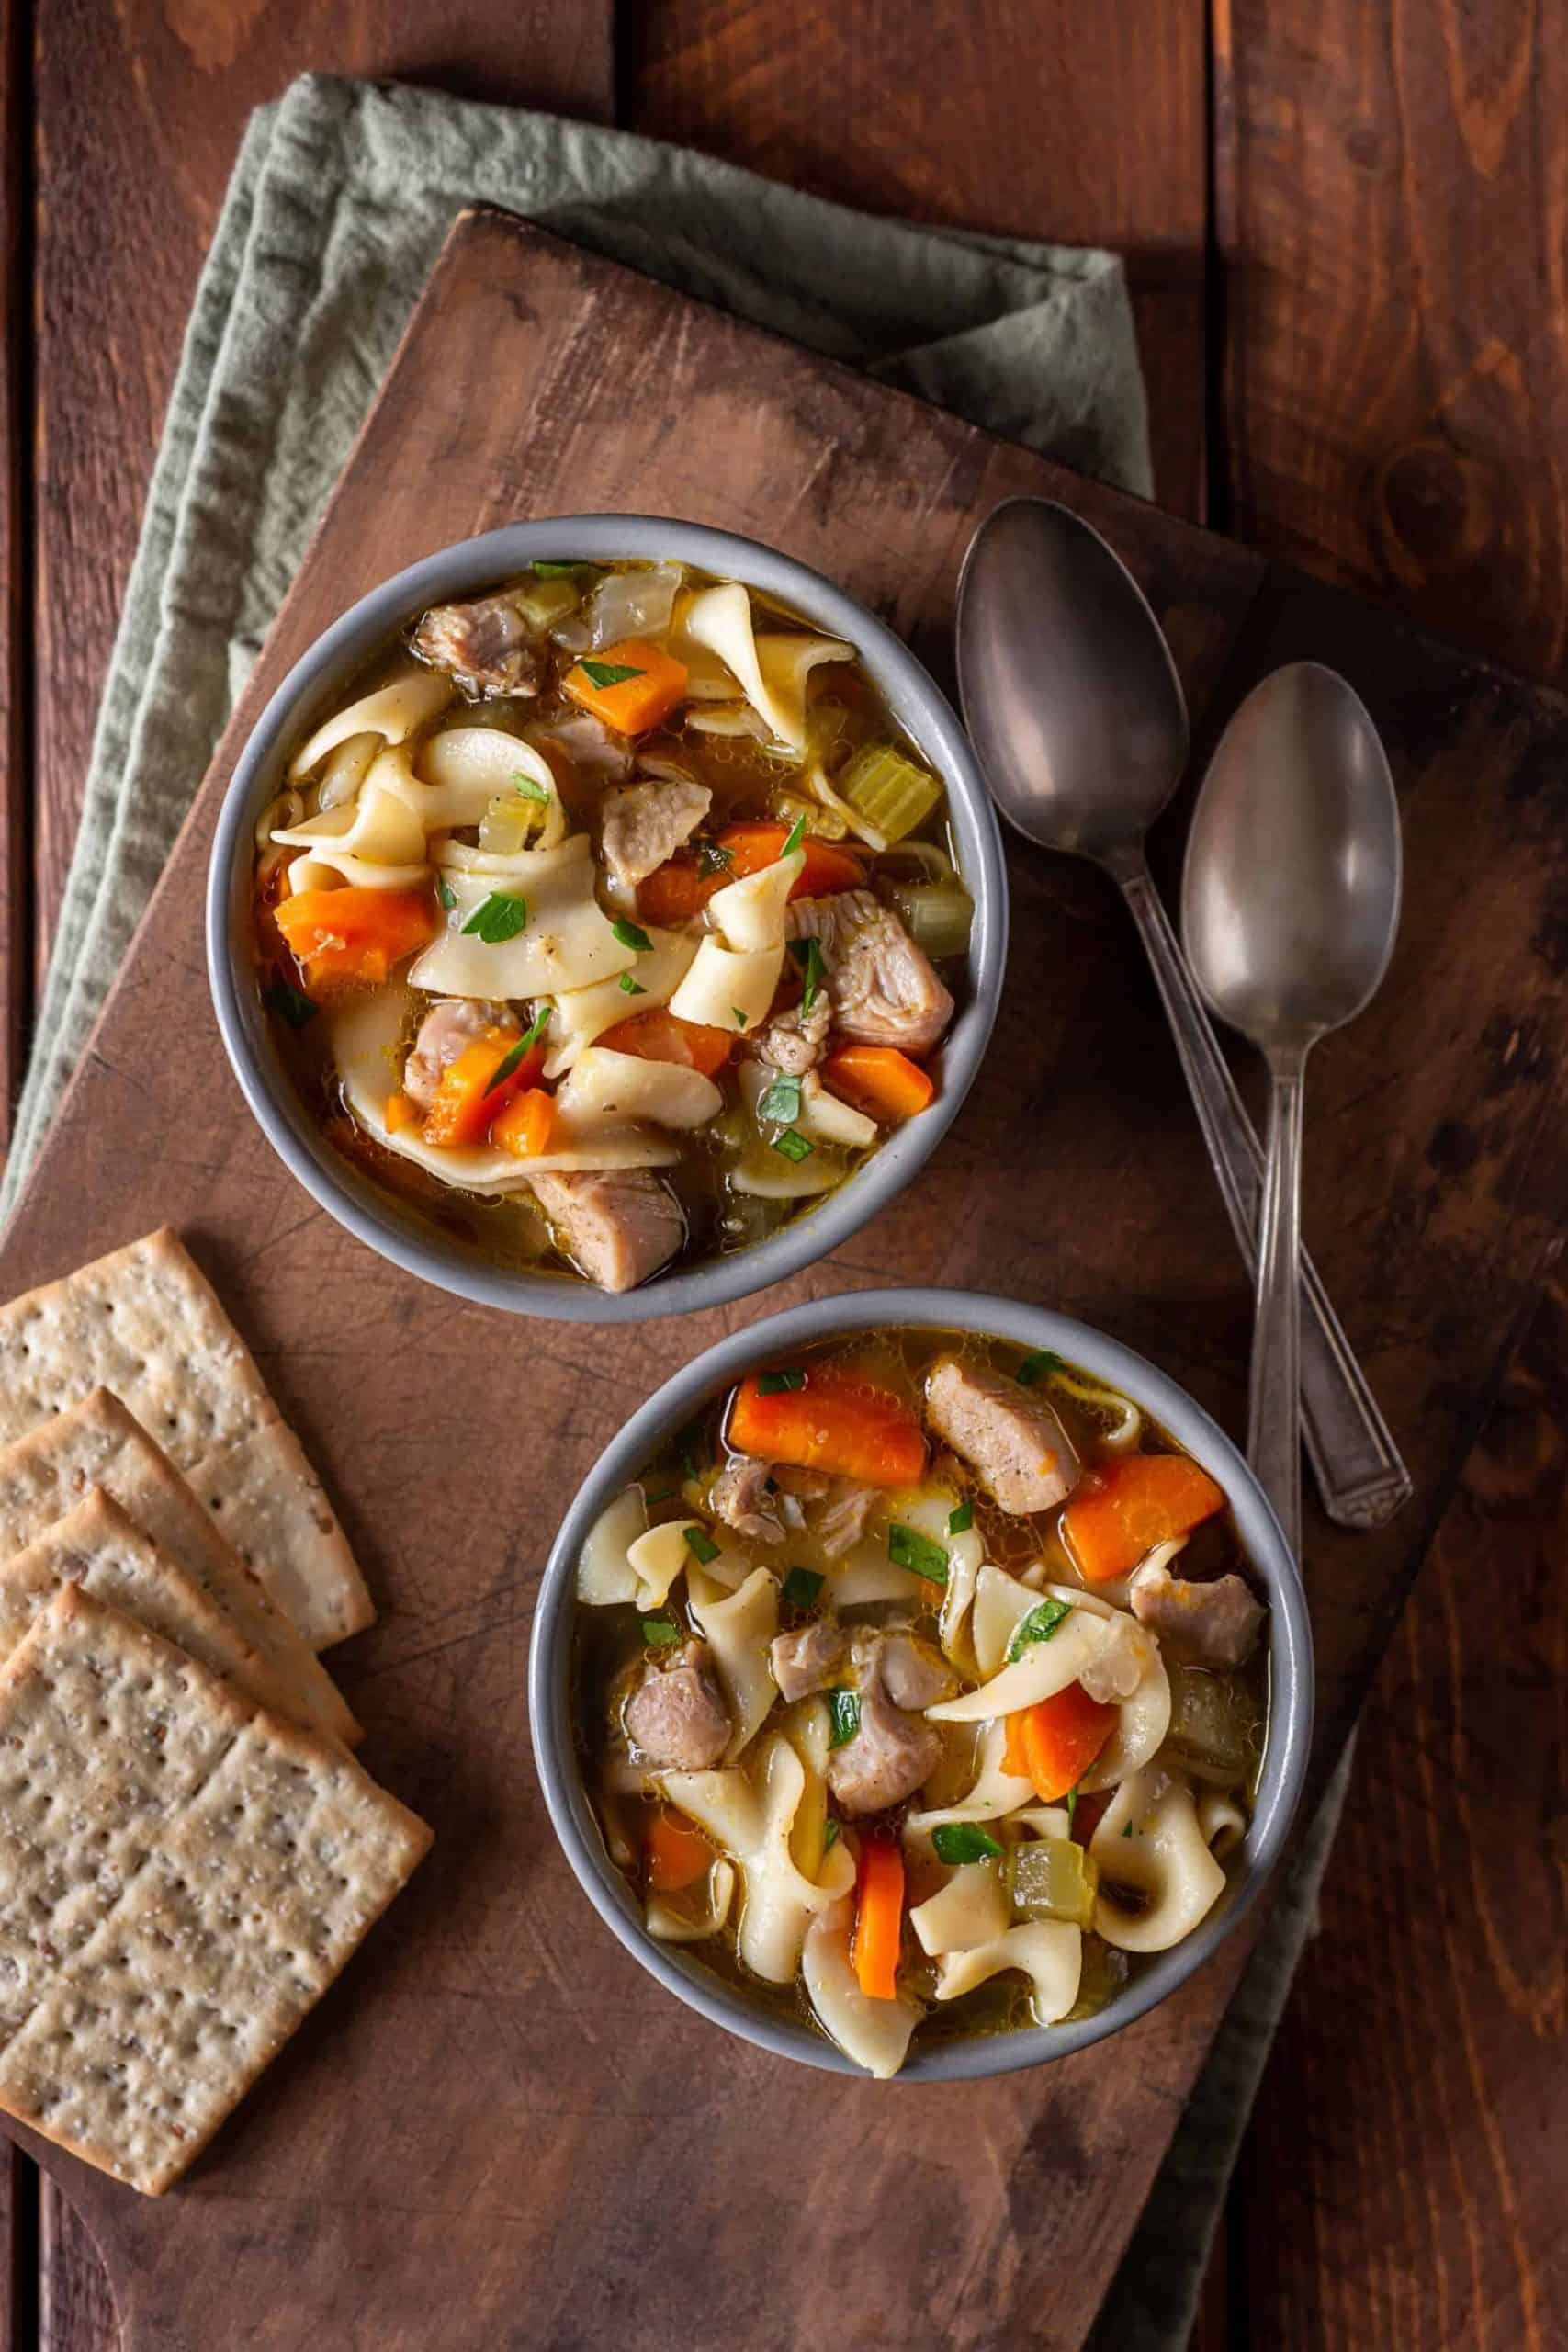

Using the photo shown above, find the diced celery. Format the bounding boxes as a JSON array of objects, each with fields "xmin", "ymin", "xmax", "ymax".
[
  {"xmin": 1008, "ymin": 1837, "xmax": 1099, "ymax": 1928},
  {"xmin": 837, "ymin": 741, "xmax": 943, "ymax": 843},
  {"xmin": 1165, "ymin": 1666, "xmax": 1265, "ymax": 1786},
  {"xmin": 513, "ymin": 576, "xmax": 582, "ymax": 631},
  {"xmin": 877, "ymin": 876, "xmax": 974, "ymax": 959}
]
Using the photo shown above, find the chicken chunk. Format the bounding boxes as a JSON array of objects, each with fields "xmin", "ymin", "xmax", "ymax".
[
  {"xmin": 412, "ymin": 594, "xmax": 543, "ymax": 696},
  {"xmin": 601, "ymin": 777, "xmax": 712, "ymax": 892},
  {"xmin": 710, "ymin": 1454, "xmax": 784, "ymax": 1544},
  {"xmin": 924, "ymin": 1356, "xmax": 1082, "ymax": 1515},
  {"xmin": 812, "ymin": 1477, "xmax": 878, "ymax": 1559},
  {"xmin": 787, "ymin": 889, "xmax": 953, "ymax": 1055},
  {"xmin": 827, "ymin": 1680, "xmax": 942, "ymax": 1816},
  {"xmin": 753, "ymin": 991, "xmax": 831, "ymax": 1078},
  {"xmin": 623, "ymin": 1640, "xmax": 731, "ymax": 1770},
  {"xmin": 402, "ymin": 997, "xmax": 513, "ymax": 1109},
  {"xmin": 867, "ymin": 1629, "xmax": 958, "ymax": 1712},
  {"xmin": 1129, "ymin": 1564, "xmax": 1266, "ymax": 1672},
  {"xmin": 527, "ymin": 1168, "xmax": 685, "ymax": 1293},
  {"xmin": 770, "ymin": 1619, "xmax": 851, "ymax": 1704}
]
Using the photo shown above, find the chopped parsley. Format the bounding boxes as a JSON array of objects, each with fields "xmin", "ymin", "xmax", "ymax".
[
  {"xmin": 732, "ymin": 1005, "xmax": 750, "ymax": 1030},
  {"xmin": 482, "ymin": 1031, "xmax": 540, "ymax": 1096},
  {"xmin": 757, "ymin": 1367, "xmax": 807, "ymax": 1396},
  {"xmin": 696, "ymin": 840, "xmax": 735, "ymax": 877},
  {"xmin": 618, "ymin": 974, "xmax": 647, "ymax": 996},
  {"xmin": 612, "ymin": 915, "xmax": 653, "ymax": 954},
  {"xmin": 640, "ymin": 1617, "xmax": 681, "ymax": 1649},
  {"xmin": 821, "ymin": 1819, "xmax": 841, "ymax": 1853},
  {"xmin": 788, "ymin": 933, "xmax": 827, "ymax": 1017},
  {"xmin": 532, "ymin": 560, "xmax": 585, "ymax": 577},
  {"xmin": 757, "ymin": 1074, "xmax": 803, "ymax": 1125},
  {"xmin": 781, "ymin": 813, "xmax": 807, "ymax": 857},
  {"xmin": 1016, "ymin": 1350, "xmax": 1065, "ymax": 1388},
  {"xmin": 1064, "ymin": 1784, "xmax": 1079, "ymax": 1834},
  {"xmin": 513, "ymin": 770, "xmax": 551, "ymax": 804},
  {"xmin": 781, "ymin": 1566, "xmax": 824, "ymax": 1609},
  {"xmin": 827, "ymin": 1689, "xmax": 861, "ymax": 1749},
  {"xmin": 947, "ymin": 1499, "xmax": 974, "ymax": 1535},
  {"xmin": 462, "ymin": 891, "xmax": 529, "ymax": 944},
  {"xmin": 438, "ymin": 879, "xmax": 457, "ymax": 911},
  {"xmin": 1005, "ymin": 1598, "xmax": 1074, "ymax": 1662},
  {"xmin": 682, "ymin": 1524, "xmax": 720, "ymax": 1566},
  {"xmin": 887, "ymin": 1523, "xmax": 949, "ymax": 1585},
  {"xmin": 581, "ymin": 658, "xmax": 646, "ymax": 688},
  {"xmin": 265, "ymin": 978, "xmax": 317, "ymax": 1031},
  {"xmin": 773, "ymin": 1128, "xmax": 814, "ymax": 1163},
  {"xmin": 931, "ymin": 1823, "xmax": 1003, "ymax": 1866}
]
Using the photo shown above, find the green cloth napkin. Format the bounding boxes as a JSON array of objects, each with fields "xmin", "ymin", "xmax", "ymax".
[{"xmin": 3, "ymin": 71, "xmax": 1339, "ymax": 2346}]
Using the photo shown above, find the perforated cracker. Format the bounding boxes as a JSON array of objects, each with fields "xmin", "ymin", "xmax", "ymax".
[
  {"xmin": 0, "ymin": 1231, "xmax": 374, "ymax": 1648},
  {"xmin": 0, "ymin": 1588, "xmax": 430, "ymax": 2195},
  {"xmin": 0, "ymin": 1490, "xmax": 307, "ymax": 1727},
  {"xmin": 0, "ymin": 1392, "xmax": 359, "ymax": 1748}
]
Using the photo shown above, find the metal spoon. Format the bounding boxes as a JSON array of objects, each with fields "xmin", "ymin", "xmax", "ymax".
[
  {"xmin": 1182, "ymin": 663, "xmax": 1403, "ymax": 1554},
  {"xmin": 956, "ymin": 495, "xmax": 1410, "ymax": 1529}
]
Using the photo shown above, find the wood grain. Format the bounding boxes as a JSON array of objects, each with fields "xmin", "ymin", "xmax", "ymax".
[
  {"xmin": 28, "ymin": 0, "xmax": 614, "ymax": 986},
  {"xmin": 1217, "ymin": 0, "xmax": 1568, "ymax": 686},
  {"xmin": 623, "ymin": 0, "xmax": 1210, "ymax": 518},
  {"xmin": 1242, "ymin": 1262, "xmax": 1568, "ymax": 2350},
  {"xmin": 0, "ymin": 0, "xmax": 28, "ymax": 1147},
  {"xmin": 0, "ymin": 207, "xmax": 1561, "ymax": 2350}
]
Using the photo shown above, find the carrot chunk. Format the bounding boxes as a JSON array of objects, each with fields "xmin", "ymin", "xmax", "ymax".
[
  {"xmin": 594, "ymin": 1007, "xmax": 735, "ymax": 1079},
  {"xmin": 490, "ymin": 1087, "xmax": 558, "ymax": 1160},
  {"xmin": 563, "ymin": 637, "xmax": 689, "ymax": 735},
  {"xmin": 423, "ymin": 1028, "xmax": 541, "ymax": 1150},
  {"xmin": 728, "ymin": 1362, "xmax": 927, "ymax": 1488},
  {"xmin": 273, "ymin": 885, "xmax": 436, "ymax": 997},
  {"xmin": 636, "ymin": 824, "xmax": 864, "ymax": 926},
  {"xmin": 852, "ymin": 1838, "xmax": 906, "ymax": 2001},
  {"xmin": 1061, "ymin": 1454, "xmax": 1226, "ymax": 1586},
  {"xmin": 383, "ymin": 1091, "xmax": 421, "ymax": 1135},
  {"xmin": 1007, "ymin": 1686, "xmax": 1119, "ymax": 1803},
  {"xmin": 716, "ymin": 822, "xmax": 866, "ymax": 897},
  {"xmin": 820, "ymin": 1046, "xmax": 934, "ymax": 1124},
  {"xmin": 645, "ymin": 1805, "xmax": 714, "ymax": 1894}
]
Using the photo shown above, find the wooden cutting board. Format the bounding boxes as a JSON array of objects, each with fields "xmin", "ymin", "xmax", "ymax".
[{"xmin": 1, "ymin": 209, "xmax": 1564, "ymax": 2351}]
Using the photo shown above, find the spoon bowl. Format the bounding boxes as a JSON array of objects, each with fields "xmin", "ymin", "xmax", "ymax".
[
  {"xmin": 1182, "ymin": 663, "xmax": 1404, "ymax": 1056},
  {"xmin": 957, "ymin": 497, "xmax": 1188, "ymax": 863}
]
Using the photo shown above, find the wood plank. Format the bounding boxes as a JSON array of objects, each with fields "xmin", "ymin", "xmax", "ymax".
[
  {"xmin": 39, "ymin": 2190, "xmax": 116, "ymax": 2352},
  {"xmin": 1218, "ymin": 0, "xmax": 1568, "ymax": 686},
  {"xmin": 28, "ymin": 0, "xmax": 615, "ymax": 988},
  {"xmin": 0, "ymin": 208, "xmax": 1560, "ymax": 2349},
  {"xmin": 1240, "ymin": 1262, "xmax": 1568, "ymax": 2351},
  {"xmin": 0, "ymin": 0, "xmax": 29, "ymax": 1148},
  {"xmin": 624, "ymin": 0, "xmax": 1210, "ymax": 518}
]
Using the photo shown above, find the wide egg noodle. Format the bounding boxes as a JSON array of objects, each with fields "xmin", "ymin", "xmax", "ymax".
[
  {"xmin": 576, "ymin": 1486, "xmax": 648, "ymax": 1606},
  {"xmin": 802, "ymin": 1893, "xmax": 921, "ymax": 2080},
  {"xmin": 680, "ymin": 582, "xmax": 852, "ymax": 754},
  {"xmin": 925, "ymin": 1606, "xmax": 1110, "ymax": 1724},
  {"xmin": 686, "ymin": 1563, "xmax": 780, "ymax": 1762},
  {"xmin": 904, "ymin": 1718, "xmax": 1033, "ymax": 1842},
  {"xmin": 545, "ymin": 928, "xmax": 698, "ymax": 1077},
  {"xmin": 288, "ymin": 664, "xmax": 455, "ymax": 778},
  {"xmin": 409, "ymin": 835, "xmax": 637, "ymax": 998},
  {"xmin": 1090, "ymin": 1769, "xmax": 1226, "ymax": 1953},
  {"xmin": 934, "ymin": 1920, "xmax": 1083, "ymax": 2023},
  {"xmin": 647, "ymin": 1859, "xmax": 737, "ymax": 1946},
  {"xmin": 328, "ymin": 985, "xmax": 679, "ymax": 1188},
  {"xmin": 1043, "ymin": 1584, "xmax": 1172, "ymax": 1793},
  {"xmin": 663, "ymin": 1733, "xmax": 854, "ymax": 1983},
  {"xmin": 554, "ymin": 1047, "xmax": 723, "ymax": 1136},
  {"xmin": 908, "ymin": 1859, "xmax": 1010, "ymax": 1959}
]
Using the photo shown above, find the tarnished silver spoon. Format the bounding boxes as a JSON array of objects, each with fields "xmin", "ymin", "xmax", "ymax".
[
  {"xmin": 956, "ymin": 495, "xmax": 1410, "ymax": 1530},
  {"xmin": 1183, "ymin": 663, "xmax": 1403, "ymax": 1555}
]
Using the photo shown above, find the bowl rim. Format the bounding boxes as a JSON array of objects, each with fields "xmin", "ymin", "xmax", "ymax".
[
  {"xmin": 205, "ymin": 514, "xmax": 1008, "ymax": 1323},
  {"xmin": 526, "ymin": 1285, "xmax": 1314, "ymax": 2084}
]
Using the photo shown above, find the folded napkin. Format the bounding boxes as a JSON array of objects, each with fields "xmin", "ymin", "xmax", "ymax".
[{"xmin": 5, "ymin": 71, "xmax": 1341, "ymax": 2346}]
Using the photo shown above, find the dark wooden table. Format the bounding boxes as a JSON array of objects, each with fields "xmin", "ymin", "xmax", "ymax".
[{"xmin": 1, "ymin": 6, "xmax": 1562, "ymax": 2346}]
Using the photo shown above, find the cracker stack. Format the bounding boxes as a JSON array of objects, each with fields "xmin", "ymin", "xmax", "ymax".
[
  {"xmin": 0, "ymin": 1229, "xmax": 374, "ymax": 1648},
  {"xmin": 0, "ymin": 1233, "xmax": 431, "ymax": 2193},
  {"xmin": 0, "ymin": 1587, "xmax": 430, "ymax": 2193}
]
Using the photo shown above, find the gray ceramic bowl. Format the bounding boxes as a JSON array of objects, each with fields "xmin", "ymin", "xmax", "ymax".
[
  {"xmin": 207, "ymin": 515, "xmax": 1007, "ymax": 1322},
  {"xmin": 529, "ymin": 1288, "xmax": 1313, "ymax": 2083}
]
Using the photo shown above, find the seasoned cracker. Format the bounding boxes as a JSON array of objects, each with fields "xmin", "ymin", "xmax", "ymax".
[
  {"xmin": 0, "ymin": 1490, "xmax": 307, "ymax": 1727},
  {"xmin": 0, "ymin": 1588, "xmax": 429, "ymax": 2193},
  {"xmin": 0, "ymin": 1392, "xmax": 359, "ymax": 1748},
  {"xmin": 0, "ymin": 1230, "xmax": 373, "ymax": 1648}
]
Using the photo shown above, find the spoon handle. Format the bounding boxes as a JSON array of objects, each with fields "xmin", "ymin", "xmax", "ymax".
[
  {"xmin": 1120, "ymin": 865, "xmax": 1410, "ymax": 1530},
  {"xmin": 1249, "ymin": 1059, "xmax": 1305, "ymax": 1555}
]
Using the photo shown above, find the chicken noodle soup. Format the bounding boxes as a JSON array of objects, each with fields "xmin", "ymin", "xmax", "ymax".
[
  {"xmin": 251, "ymin": 559, "xmax": 970, "ymax": 1293},
  {"xmin": 573, "ymin": 1329, "xmax": 1269, "ymax": 2076}
]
